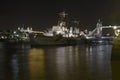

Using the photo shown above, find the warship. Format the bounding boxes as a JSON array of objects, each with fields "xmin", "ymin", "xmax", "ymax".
[{"xmin": 29, "ymin": 11, "xmax": 83, "ymax": 46}]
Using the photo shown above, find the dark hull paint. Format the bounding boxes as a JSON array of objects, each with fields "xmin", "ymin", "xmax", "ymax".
[{"xmin": 30, "ymin": 35, "xmax": 85, "ymax": 46}]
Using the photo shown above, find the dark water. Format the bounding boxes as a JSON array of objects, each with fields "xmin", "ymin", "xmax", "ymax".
[{"xmin": 0, "ymin": 43, "xmax": 112, "ymax": 80}]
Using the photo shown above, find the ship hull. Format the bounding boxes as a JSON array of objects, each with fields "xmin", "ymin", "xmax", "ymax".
[
  {"xmin": 29, "ymin": 34, "xmax": 84, "ymax": 46},
  {"xmin": 30, "ymin": 35, "xmax": 68, "ymax": 46}
]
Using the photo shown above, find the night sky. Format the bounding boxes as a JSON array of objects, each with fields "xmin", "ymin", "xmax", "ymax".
[{"xmin": 0, "ymin": 0, "xmax": 120, "ymax": 30}]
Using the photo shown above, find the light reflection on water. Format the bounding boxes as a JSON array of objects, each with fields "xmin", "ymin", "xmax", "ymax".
[{"xmin": 0, "ymin": 43, "xmax": 112, "ymax": 80}]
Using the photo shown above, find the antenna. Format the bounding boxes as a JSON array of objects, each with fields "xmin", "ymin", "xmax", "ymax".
[
  {"xmin": 58, "ymin": 11, "xmax": 68, "ymax": 18},
  {"xmin": 57, "ymin": 11, "xmax": 68, "ymax": 27},
  {"xmin": 72, "ymin": 20, "xmax": 80, "ymax": 25}
]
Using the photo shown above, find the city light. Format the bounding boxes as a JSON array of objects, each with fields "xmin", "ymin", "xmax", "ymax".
[{"xmin": 113, "ymin": 26, "xmax": 117, "ymax": 30}]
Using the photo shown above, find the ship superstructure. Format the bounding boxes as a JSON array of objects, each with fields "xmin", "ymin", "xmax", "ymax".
[
  {"xmin": 43, "ymin": 11, "xmax": 81, "ymax": 38},
  {"xmin": 29, "ymin": 11, "xmax": 83, "ymax": 46}
]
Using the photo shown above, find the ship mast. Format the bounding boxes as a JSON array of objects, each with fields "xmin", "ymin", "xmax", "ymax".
[
  {"xmin": 58, "ymin": 11, "xmax": 68, "ymax": 27},
  {"xmin": 72, "ymin": 20, "xmax": 80, "ymax": 27}
]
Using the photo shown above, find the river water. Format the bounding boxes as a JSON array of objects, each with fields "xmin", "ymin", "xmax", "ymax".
[{"xmin": 0, "ymin": 43, "xmax": 112, "ymax": 80}]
